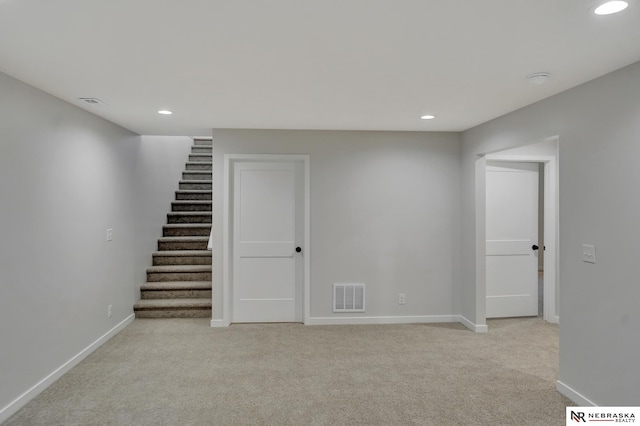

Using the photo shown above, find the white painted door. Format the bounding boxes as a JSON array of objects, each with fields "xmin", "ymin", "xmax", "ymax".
[
  {"xmin": 232, "ymin": 161, "xmax": 302, "ymax": 322},
  {"xmin": 486, "ymin": 161, "xmax": 539, "ymax": 318}
]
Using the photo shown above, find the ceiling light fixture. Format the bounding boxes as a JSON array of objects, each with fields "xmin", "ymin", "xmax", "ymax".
[
  {"xmin": 527, "ymin": 72, "xmax": 550, "ymax": 85},
  {"xmin": 158, "ymin": 110, "xmax": 173, "ymax": 115},
  {"xmin": 420, "ymin": 115, "xmax": 435, "ymax": 120},
  {"xmin": 593, "ymin": 0, "xmax": 629, "ymax": 14}
]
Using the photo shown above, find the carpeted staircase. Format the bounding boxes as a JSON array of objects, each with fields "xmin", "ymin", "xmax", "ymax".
[{"xmin": 134, "ymin": 138, "xmax": 212, "ymax": 318}]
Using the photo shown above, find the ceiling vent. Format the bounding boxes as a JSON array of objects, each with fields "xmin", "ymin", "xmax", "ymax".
[
  {"xmin": 333, "ymin": 283, "xmax": 365, "ymax": 313},
  {"xmin": 526, "ymin": 72, "xmax": 550, "ymax": 85},
  {"xmin": 79, "ymin": 98, "xmax": 104, "ymax": 105}
]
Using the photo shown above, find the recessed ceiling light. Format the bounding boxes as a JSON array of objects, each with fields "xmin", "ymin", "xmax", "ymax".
[
  {"xmin": 420, "ymin": 115, "xmax": 435, "ymax": 120},
  {"xmin": 158, "ymin": 110, "xmax": 173, "ymax": 115},
  {"xmin": 527, "ymin": 72, "xmax": 550, "ymax": 85},
  {"xmin": 594, "ymin": 0, "xmax": 629, "ymax": 14}
]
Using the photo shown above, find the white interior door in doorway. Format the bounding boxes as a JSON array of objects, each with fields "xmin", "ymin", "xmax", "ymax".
[
  {"xmin": 232, "ymin": 161, "xmax": 304, "ymax": 323},
  {"xmin": 486, "ymin": 161, "xmax": 539, "ymax": 318}
]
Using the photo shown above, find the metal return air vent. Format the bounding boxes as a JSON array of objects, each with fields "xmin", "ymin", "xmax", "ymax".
[{"xmin": 333, "ymin": 283, "xmax": 365, "ymax": 313}]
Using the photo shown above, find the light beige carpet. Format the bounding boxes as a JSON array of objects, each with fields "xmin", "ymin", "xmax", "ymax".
[{"xmin": 5, "ymin": 317, "xmax": 572, "ymax": 426}]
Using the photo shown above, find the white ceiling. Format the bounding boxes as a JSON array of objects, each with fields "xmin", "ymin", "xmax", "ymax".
[{"xmin": 1, "ymin": 0, "xmax": 639, "ymax": 135}]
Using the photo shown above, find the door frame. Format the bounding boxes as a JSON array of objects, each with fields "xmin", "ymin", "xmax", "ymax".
[
  {"xmin": 475, "ymin": 138, "xmax": 559, "ymax": 328},
  {"xmin": 222, "ymin": 154, "xmax": 310, "ymax": 326}
]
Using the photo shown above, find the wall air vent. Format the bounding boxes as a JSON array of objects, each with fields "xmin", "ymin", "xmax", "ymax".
[
  {"xmin": 333, "ymin": 283, "xmax": 365, "ymax": 313},
  {"xmin": 79, "ymin": 98, "xmax": 105, "ymax": 105}
]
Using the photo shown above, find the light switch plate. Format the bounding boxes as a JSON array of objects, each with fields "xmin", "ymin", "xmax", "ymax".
[
  {"xmin": 106, "ymin": 228, "xmax": 113, "ymax": 242},
  {"xmin": 582, "ymin": 244, "xmax": 596, "ymax": 264}
]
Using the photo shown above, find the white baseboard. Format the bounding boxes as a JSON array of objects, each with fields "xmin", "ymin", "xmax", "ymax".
[
  {"xmin": 210, "ymin": 318, "xmax": 230, "ymax": 327},
  {"xmin": 0, "ymin": 314, "xmax": 135, "ymax": 424},
  {"xmin": 556, "ymin": 380, "xmax": 597, "ymax": 406},
  {"xmin": 458, "ymin": 315, "xmax": 488, "ymax": 333},
  {"xmin": 213, "ymin": 314, "xmax": 488, "ymax": 332},
  {"xmin": 305, "ymin": 315, "xmax": 457, "ymax": 326}
]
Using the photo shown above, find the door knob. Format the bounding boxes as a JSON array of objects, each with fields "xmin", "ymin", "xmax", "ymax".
[
  {"xmin": 295, "ymin": 247, "xmax": 302, "ymax": 253},
  {"xmin": 532, "ymin": 245, "xmax": 539, "ymax": 251}
]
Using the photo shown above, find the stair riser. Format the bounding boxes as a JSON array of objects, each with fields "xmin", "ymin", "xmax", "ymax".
[
  {"xmin": 175, "ymin": 192, "xmax": 212, "ymax": 201},
  {"xmin": 167, "ymin": 214, "xmax": 212, "ymax": 224},
  {"xmin": 191, "ymin": 147, "xmax": 212, "ymax": 154},
  {"xmin": 179, "ymin": 182, "xmax": 212, "ymax": 190},
  {"xmin": 135, "ymin": 309, "xmax": 212, "ymax": 318},
  {"xmin": 183, "ymin": 172, "xmax": 212, "ymax": 180},
  {"xmin": 189, "ymin": 155, "xmax": 212, "ymax": 162},
  {"xmin": 153, "ymin": 255, "xmax": 212, "ymax": 266},
  {"xmin": 193, "ymin": 139, "xmax": 213, "ymax": 146},
  {"xmin": 171, "ymin": 203, "xmax": 212, "ymax": 212},
  {"xmin": 158, "ymin": 240, "xmax": 208, "ymax": 251},
  {"xmin": 147, "ymin": 271, "xmax": 212, "ymax": 282},
  {"xmin": 141, "ymin": 289, "xmax": 212, "ymax": 299},
  {"xmin": 163, "ymin": 226, "xmax": 211, "ymax": 237},
  {"xmin": 185, "ymin": 163, "xmax": 213, "ymax": 171}
]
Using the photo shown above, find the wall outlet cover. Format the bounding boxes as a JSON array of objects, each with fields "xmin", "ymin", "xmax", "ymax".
[{"xmin": 582, "ymin": 244, "xmax": 596, "ymax": 264}]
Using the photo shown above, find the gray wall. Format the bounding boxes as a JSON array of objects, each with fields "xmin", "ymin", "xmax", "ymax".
[
  {"xmin": 0, "ymin": 71, "xmax": 138, "ymax": 415},
  {"xmin": 0, "ymin": 72, "xmax": 193, "ymax": 419},
  {"xmin": 212, "ymin": 130, "xmax": 461, "ymax": 321},
  {"xmin": 461, "ymin": 61, "xmax": 640, "ymax": 405},
  {"xmin": 133, "ymin": 135, "xmax": 193, "ymax": 285}
]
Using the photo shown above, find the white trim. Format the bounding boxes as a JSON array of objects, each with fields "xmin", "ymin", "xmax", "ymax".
[
  {"xmin": 210, "ymin": 319, "xmax": 231, "ymax": 328},
  {"xmin": 0, "ymin": 314, "xmax": 134, "ymax": 423},
  {"xmin": 556, "ymin": 380, "xmax": 597, "ymax": 406},
  {"xmin": 458, "ymin": 315, "xmax": 488, "ymax": 333},
  {"xmin": 306, "ymin": 315, "xmax": 458, "ymax": 326},
  {"xmin": 222, "ymin": 154, "xmax": 310, "ymax": 326}
]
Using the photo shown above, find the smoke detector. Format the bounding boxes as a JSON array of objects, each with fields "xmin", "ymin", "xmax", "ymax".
[{"xmin": 527, "ymin": 72, "xmax": 550, "ymax": 85}]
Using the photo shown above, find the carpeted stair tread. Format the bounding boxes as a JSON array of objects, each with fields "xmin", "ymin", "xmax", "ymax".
[
  {"xmin": 178, "ymin": 181, "xmax": 212, "ymax": 191},
  {"xmin": 152, "ymin": 250, "xmax": 211, "ymax": 257},
  {"xmin": 141, "ymin": 281, "xmax": 211, "ymax": 291},
  {"xmin": 167, "ymin": 212, "xmax": 212, "ymax": 224},
  {"xmin": 171, "ymin": 200, "xmax": 213, "ymax": 211},
  {"xmin": 158, "ymin": 236, "xmax": 209, "ymax": 242},
  {"xmin": 134, "ymin": 298, "xmax": 212, "ymax": 310},
  {"xmin": 172, "ymin": 200, "xmax": 212, "ymax": 205},
  {"xmin": 185, "ymin": 161, "xmax": 213, "ymax": 166},
  {"xmin": 163, "ymin": 223, "xmax": 212, "ymax": 227},
  {"xmin": 183, "ymin": 171, "xmax": 212, "ymax": 180},
  {"xmin": 175, "ymin": 190, "xmax": 212, "ymax": 200},
  {"xmin": 162, "ymin": 223, "xmax": 212, "ymax": 234},
  {"xmin": 147, "ymin": 265, "xmax": 211, "ymax": 273},
  {"xmin": 189, "ymin": 155, "xmax": 212, "ymax": 162},
  {"xmin": 167, "ymin": 211, "xmax": 212, "ymax": 214}
]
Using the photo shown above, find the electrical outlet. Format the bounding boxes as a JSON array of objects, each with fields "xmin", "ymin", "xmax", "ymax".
[
  {"xmin": 398, "ymin": 293, "xmax": 406, "ymax": 305},
  {"xmin": 107, "ymin": 304, "xmax": 113, "ymax": 318},
  {"xmin": 106, "ymin": 228, "xmax": 113, "ymax": 242}
]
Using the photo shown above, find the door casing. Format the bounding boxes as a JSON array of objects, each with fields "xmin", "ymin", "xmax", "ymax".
[
  {"xmin": 222, "ymin": 154, "xmax": 310, "ymax": 326},
  {"xmin": 474, "ymin": 136, "xmax": 559, "ymax": 331}
]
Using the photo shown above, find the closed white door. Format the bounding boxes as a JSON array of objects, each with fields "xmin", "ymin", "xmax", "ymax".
[
  {"xmin": 232, "ymin": 161, "xmax": 302, "ymax": 322},
  {"xmin": 486, "ymin": 161, "xmax": 539, "ymax": 318}
]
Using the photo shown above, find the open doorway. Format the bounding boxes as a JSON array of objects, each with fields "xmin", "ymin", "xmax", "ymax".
[{"xmin": 477, "ymin": 136, "xmax": 559, "ymax": 327}]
